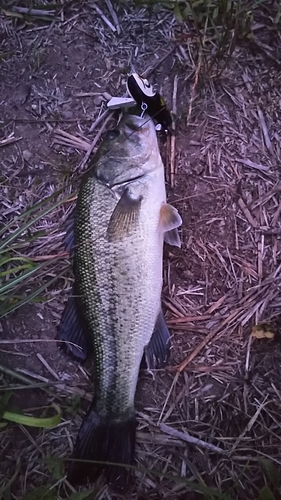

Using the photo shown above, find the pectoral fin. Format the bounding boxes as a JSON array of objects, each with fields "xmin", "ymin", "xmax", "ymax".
[
  {"xmin": 107, "ymin": 188, "xmax": 142, "ymax": 242},
  {"xmin": 159, "ymin": 203, "xmax": 182, "ymax": 248}
]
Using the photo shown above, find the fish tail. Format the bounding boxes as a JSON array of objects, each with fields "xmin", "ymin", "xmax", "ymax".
[{"xmin": 67, "ymin": 404, "xmax": 136, "ymax": 491}]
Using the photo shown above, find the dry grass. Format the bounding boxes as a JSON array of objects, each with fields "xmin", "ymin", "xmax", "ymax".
[{"xmin": 1, "ymin": 1, "xmax": 281, "ymax": 499}]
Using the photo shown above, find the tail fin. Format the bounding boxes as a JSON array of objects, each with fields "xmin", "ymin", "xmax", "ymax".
[{"xmin": 67, "ymin": 405, "xmax": 136, "ymax": 491}]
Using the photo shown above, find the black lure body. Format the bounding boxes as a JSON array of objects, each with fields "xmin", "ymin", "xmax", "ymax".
[{"xmin": 127, "ymin": 73, "xmax": 173, "ymax": 132}]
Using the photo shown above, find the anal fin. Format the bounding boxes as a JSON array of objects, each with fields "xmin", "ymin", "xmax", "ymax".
[
  {"xmin": 144, "ymin": 310, "xmax": 171, "ymax": 369},
  {"xmin": 159, "ymin": 203, "xmax": 182, "ymax": 248},
  {"xmin": 164, "ymin": 228, "xmax": 181, "ymax": 247},
  {"xmin": 56, "ymin": 289, "xmax": 92, "ymax": 362}
]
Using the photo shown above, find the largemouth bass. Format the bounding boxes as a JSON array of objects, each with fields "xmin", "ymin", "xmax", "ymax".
[{"xmin": 57, "ymin": 113, "xmax": 182, "ymax": 489}]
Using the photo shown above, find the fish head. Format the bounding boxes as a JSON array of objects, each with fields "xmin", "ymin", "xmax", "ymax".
[{"xmin": 93, "ymin": 114, "xmax": 162, "ymax": 187}]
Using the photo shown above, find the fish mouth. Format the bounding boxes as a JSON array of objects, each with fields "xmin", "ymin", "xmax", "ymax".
[
  {"xmin": 121, "ymin": 113, "xmax": 154, "ymax": 138},
  {"xmin": 108, "ymin": 173, "xmax": 145, "ymax": 189}
]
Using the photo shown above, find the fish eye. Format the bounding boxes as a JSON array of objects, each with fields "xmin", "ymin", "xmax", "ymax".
[{"xmin": 106, "ymin": 129, "xmax": 120, "ymax": 140}]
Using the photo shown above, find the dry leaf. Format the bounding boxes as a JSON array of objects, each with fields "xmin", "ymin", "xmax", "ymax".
[{"xmin": 251, "ymin": 324, "xmax": 275, "ymax": 340}]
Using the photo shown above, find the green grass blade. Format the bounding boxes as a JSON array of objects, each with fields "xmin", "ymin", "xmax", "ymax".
[
  {"xmin": 0, "ymin": 187, "xmax": 65, "ymax": 238},
  {"xmin": 0, "ymin": 255, "xmax": 37, "ymax": 266},
  {"xmin": 2, "ymin": 404, "xmax": 61, "ymax": 428},
  {"xmin": 0, "ymin": 194, "xmax": 72, "ymax": 252},
  {"xmin": 0, "ymin": 262, "xmax": 47, "ymax": 294},
  {"xmin": 0, "ymin": 265, "xmax": 70, "ymax": 318}
]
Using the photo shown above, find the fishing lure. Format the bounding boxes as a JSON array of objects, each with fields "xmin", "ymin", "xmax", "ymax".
[
  {"xmin": 107, "ymin": 73, "xmax": 173, "ymax": 132},
  {"xmin": 127, "ymin": 73, "xmax": 173, "ymax": 132}
]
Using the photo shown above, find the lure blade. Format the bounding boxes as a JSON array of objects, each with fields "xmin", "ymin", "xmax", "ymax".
[{"xmin": 107, "ymin": 97, "xmax": 136, "ymax": 110}]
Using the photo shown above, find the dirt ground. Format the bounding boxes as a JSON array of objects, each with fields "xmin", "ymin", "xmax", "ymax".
[{"xmin": 1, "ymin": 2, "xmax": 281, "ymax": 500}]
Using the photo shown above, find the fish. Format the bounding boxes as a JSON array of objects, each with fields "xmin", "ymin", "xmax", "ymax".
[{"xmin": 57, "ymin": 113, "xmax": 182, "ymax": 490}]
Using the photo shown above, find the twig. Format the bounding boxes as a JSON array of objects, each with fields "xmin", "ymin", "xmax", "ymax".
[
  {"xmin": 137, "ymin": 430, "xmax": 185, "ymax": 447},
  {"xmin": 271, "ymin": 383, "xmax": 281, "ymax": 403},
  {"xmin": 0, "ymin": 339, "xmax": 77, "ymax": 346},
  {"xmin": 257, "ymin": 107, "xmax": 272, "ymax": 153},
  {"xmin": 243, "ymin": 335, "xmax": 252, "ymax": 413},
  {"xmin": 11, "ymin": 6, "xmax": 55, "ymax": 17},
  {"xmin": 90, "ymin": 4, "xmax": 116, "ymax": 32},
  {"xmin": 54, "ymin": 137, "xmax": 89, "ymax": 151},
  {"xmin": 54, "ymin": 129, "xmax": 90, "ymax": 143},
  {"xmin": 252, "ymin": 39, "xmax": 281, "ymax": 69},
  {"xmin": 74, "ymin": 92, "xmax": 105, "ymax": 97},
  {"xmin": 0, "ymin": 349, "xmax": 29, "ymax": 357},
  {"xmin": 186, "ymin": 49, "xmax": 202, "ymax": 125},
  {"xmin": 170, "ymin": 74, "xmax": 178, "ymax": 188},
  {"xmin": 206, "ymin": 292, "xmax": 230, "ymax": 314},
  {"xmin": 158, "ymin": 372, "xmax": 180, "ymax": 423},
  {"xmin": 173, "ymin": 327, "xmax": 221, "ymax": 372},
  {"xmin": 36, "ymin": 353, "xmax": 60, "ymax": 381},
  {"xmin": 262, "ymin": 227, "xmax": 281, "ymax": 235},
  {"xmin": 77, "ymin": 113, "xmax": 113, "ymax": 172},
  {"xmin": 17, "ymin": 368, "xmax": 49, "ymax": 383},
  {"xmin": 257, "ymin": 235, "xmax": 264, "ymax": 279},
  {"xmin": 235, "ymin": 158, "xmax": 270, "ymax": 173},
  {"xmin": 272, "ymin": 201, "xmax": 281, "ymax": 227},
  {"xmin": 167, "ymin": 314, "xmax": 211, "ymax": 325},
  {"xmin": 237, "ymin": 198, "xmax": 258, "ymax": 228},
  {"xmin": 30, "ymin": 253, "xmax": 68, "ymax": 261},
  {"xmin": 178, "ymin": 45, "xmax": 190, "ymax": 61},
  {"xmin": 0, "ymin": 136, "xmax": 22, "ymax": 147},
  {"xmin": 16, "ymin": 368, "xmax": 92, "ymax": 401},
  {"xmin": 160, "ymin": 423, "xmax": 227, "ymax": 456},
  {"xmin": 0, "ymin": 364, "xmax": 38, "ymax": 384},
  {"xmin": 53, "ymin": 129, "xmax": 90, "ymax": 151},
  {"xmin": 13, "ymin": 118, "xmax": 95, "ymax": 123},
  {"xmin": 142, "ymin": 47, "xmax": 175, "ymax": 79},
  {"xmin": 89, "ymin": 109, "xmax": 111, "ymax": 133},
  {"xmin": 251, "ymin": 181, "xmax": 281, "ymax": 209},
  {"xmin": 230, "ymin": 397, "xmax": 268, "ymax": 454},
  {"xmin": 104, "ymin": 0, "xmax": 120, "ymax": 35}
]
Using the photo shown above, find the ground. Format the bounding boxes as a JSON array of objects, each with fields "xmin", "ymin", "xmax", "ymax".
[{"xmin": 1, "ymin": 2, "xmax": 281, "ymax": 500}]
